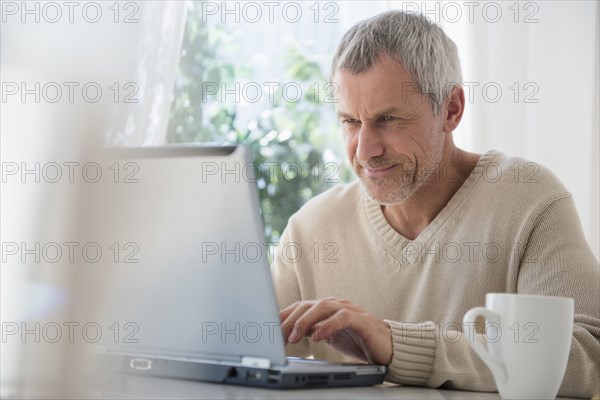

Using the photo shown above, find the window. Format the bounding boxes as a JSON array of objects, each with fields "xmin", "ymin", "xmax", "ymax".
[{"xmin": 163, "ymin": 1, "xmax": 390, "ymax": 242}]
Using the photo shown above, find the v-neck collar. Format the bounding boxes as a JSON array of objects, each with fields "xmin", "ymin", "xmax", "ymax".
[{"xmin": 363, "ymin": 150, "xmax": 501, "ymax": 258}]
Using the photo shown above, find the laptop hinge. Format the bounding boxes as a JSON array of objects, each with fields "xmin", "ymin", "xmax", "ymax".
[{"xmin": 241, "ymin": 356, "xmax": 270, "ymax": 369}]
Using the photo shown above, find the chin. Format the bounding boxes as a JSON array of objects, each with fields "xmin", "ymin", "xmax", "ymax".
[{"xmin": 361, "ymin": 179, "xmax": 416, "ymax": 205}]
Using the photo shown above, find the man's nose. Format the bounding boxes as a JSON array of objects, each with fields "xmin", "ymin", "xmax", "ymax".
[{"xmin": 356, "ymin": 124, "xmax": 384, "ymax": 162}]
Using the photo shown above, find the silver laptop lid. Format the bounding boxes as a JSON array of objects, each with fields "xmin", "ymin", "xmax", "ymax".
[{"xmin": 83, "ymin": 144, "xmax": 286, "ymax": 366}]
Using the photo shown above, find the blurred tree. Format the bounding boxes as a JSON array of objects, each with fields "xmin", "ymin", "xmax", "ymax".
[
  {"xmin": 166, "ymin": 2, "xmax": 353, "ymax": 244},
  {"xmin": 166, "ymin": 4, "xmax": 240, "ymax": 143}
]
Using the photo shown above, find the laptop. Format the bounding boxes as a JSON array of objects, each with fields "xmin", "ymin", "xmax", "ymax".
[{"xmin": 83, "ymin": 144, "xmax": 386, "ymax": 388}]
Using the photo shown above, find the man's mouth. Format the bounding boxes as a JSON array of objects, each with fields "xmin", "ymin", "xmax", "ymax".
[{"xmin": 362, "ymin": 164, "xmax": 398, "ymax": 178}]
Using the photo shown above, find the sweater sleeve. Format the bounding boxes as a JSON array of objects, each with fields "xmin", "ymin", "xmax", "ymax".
[
  {"xmin": 270, "ymin": 221, "xmax": 312, "ymax": 358},
  {"xmin": 384, "ymin": 196, "xmax": 600, "ymax": 398},
  {"xmin": 384, "ymin": 319, "xmax": 500, "ymax": 390}
]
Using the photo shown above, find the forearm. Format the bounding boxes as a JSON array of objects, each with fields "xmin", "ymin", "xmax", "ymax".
[{"xmin": 384, "ymin": 320, "xmax": 496, "ymax": 391}]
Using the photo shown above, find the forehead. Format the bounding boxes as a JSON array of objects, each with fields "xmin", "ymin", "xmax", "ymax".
[{"xmin": 333, "ymin": 56, "xmax": 425, "ymax": 114}]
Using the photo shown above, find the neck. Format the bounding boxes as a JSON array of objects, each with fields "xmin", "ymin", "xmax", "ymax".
[{"xmin": 381, "ymin": 144, "xmax": 481, "ymax": 240}]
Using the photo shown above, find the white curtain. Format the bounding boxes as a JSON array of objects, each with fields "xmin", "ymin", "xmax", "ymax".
[
  {"xmin": 436, "ymin": 1, "xmax": 599, "ymax": 259},
  {"xmin": 107, "ymin": 2, "xmax": 188, "ymax": 146}
]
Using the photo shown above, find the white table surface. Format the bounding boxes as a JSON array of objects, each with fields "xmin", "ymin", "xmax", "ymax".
[{"xmin": 83, "ymin": 373, "xmax": 503, "ymax": 399}]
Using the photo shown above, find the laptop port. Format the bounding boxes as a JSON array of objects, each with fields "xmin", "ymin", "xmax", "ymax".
[
  {"xmin": 305, "ymin": 374, "xmax": 328, "ymax": 386},
  {"xmin": 246, "ymin": 371, "xmax": 263, "ymax": 381},
  {"xmin": 129, "ymin": 358, "xmax": 152, "ymax": 371},
  {"xmin": 266, "ymin": 368, "xmax": 281, "ymax": 384},
  {"xmin": 334, "ymin": 373, "xmax": 351, "ymax": 380},
  {"xmin": 227, "ymin": 367, "xmax": 238, "ymax": 378}
]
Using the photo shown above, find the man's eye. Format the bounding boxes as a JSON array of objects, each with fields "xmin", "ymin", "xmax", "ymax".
[
  {"xmin": 343, "ymin": 119, "xmax": 359, "ymax": 124},
  {"xmin": 381, "ymin": 115, "xmax": 396, "ymax": 122}
]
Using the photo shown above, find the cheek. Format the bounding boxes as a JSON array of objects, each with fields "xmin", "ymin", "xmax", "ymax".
[
  {"xmin": 388, "ymin": 124, "xmax": 435, "ymax": 153},
  {"xmin": 342, "ymin": 130, "xmax": 358, "ymax": 160}
]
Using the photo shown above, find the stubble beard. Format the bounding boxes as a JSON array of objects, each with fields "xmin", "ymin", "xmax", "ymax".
[{"xmin": 355, "ymin": 133, "xmax": 445, "ymax": 206}]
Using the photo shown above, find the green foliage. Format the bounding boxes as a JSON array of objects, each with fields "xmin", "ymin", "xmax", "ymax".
[
  {"xmin": 167, "ymin": 2, "xmax": 353, "ymax": 243},
  {"xmin": 166, "ymin": 4, "xmax": 240, "ymax": 143}
]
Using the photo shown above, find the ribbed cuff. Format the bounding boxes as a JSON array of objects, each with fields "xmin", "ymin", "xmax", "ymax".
[{"xmin": 384, "ymin": 320, "xmax": 437, "ymax": 386}]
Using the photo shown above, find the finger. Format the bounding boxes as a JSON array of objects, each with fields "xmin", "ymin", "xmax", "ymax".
[
  {"xmin": 280, "ymin": 297, "xmax": 347, "ymax": 321},
  {"xmin": 280, "ymin": 302, "xmax": 315, "ymax": 343},
  {"xmin": 287, "ymin": 300, "xmax": 344, "ymax": 343},
  {"xmin": 311, "ymin": 308, "xmax": 355, "ymax": 342},
  {"xmin": 279, "ymin": 300, "xmax": 310, "ymax": 321},
  {"xmin": 279, "ymin": 307, "xmax": 294, "ymax": 323}
]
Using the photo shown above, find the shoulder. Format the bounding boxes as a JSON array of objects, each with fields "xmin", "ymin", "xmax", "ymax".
[{"xmin": 476, "ymin": 151, "xmax": 571, "ymax": 204}]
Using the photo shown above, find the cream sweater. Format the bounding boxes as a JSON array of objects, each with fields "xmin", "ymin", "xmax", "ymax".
[{"xmin": 270, "ymin": 150, "xmax": 600, "ymax": 398}]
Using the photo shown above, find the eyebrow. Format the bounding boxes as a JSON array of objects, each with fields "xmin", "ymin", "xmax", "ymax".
[
  {"xmin": 336, "ymin": 107, "xmax": 407, "ymax": 120},
  {"xmin": 336, "ymin": 111, "xmax": 355, "ymax": 120}
]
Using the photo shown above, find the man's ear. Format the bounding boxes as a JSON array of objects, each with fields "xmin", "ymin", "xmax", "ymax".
[{"xmin": 442, "ymin": 86, "xmax": 465, "ymax": 133}]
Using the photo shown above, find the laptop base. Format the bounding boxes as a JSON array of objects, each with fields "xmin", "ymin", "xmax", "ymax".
[{"xmin": 87, "ymin": 352, "xmax": 387, "ymax": 389}]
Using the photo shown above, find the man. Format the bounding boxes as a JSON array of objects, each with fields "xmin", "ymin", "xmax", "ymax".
[{"xmin": 270, "ymin": 10, "xmax": 599, "ymax": 397}]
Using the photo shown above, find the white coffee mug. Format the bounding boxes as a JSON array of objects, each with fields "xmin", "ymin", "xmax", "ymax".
[{"xmin": 463, "ymin": 293, "xmax": 574, "ymax": 399}]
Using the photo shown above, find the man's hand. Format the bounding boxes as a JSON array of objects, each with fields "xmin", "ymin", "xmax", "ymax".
[{"xmin": 280, "ymin": 297, "xmax": 393, "ymax": 365}]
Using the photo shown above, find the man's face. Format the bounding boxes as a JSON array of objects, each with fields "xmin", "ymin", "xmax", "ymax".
[{"xmin": 334, "ymin": 56, "xmax": 446, "ymax": 205}]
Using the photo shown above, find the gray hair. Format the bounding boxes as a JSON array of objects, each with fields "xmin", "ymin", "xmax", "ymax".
[{"xmin": 330, "ymin": 11, "xmax": 463, "ymax": 115}]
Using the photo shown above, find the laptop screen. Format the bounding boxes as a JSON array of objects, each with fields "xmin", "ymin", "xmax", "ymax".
[{"xmin": 80, "ymin": 145, "xmax": 287, "ymax": 366}]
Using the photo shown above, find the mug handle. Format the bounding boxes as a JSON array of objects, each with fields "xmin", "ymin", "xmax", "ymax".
[{"xmin": 463, "ymin": 307, "xmax": 508, "ymax": 383}]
